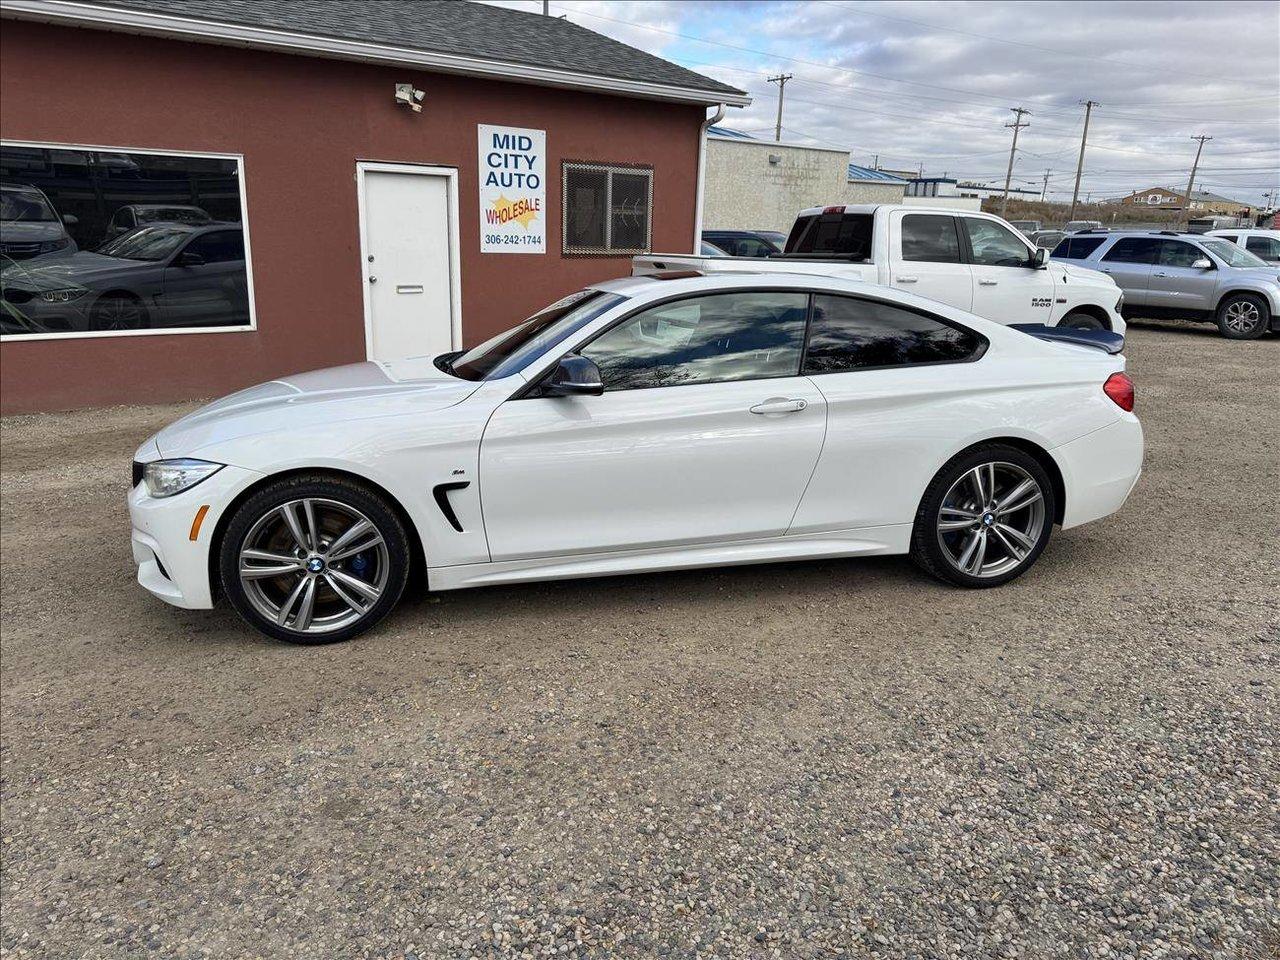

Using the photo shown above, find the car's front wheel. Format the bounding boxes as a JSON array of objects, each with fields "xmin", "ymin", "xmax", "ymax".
[
  {"xmin": 1215, "ymin": 293, "xmax": 1269, "ymax": 340},
  {"xmin": 219, "ymin": 475, "xmax": 411, "ymax": 644},
  {"xmin": 910, "ymin": 445, "xmax": 1056, "ymax": 588}
]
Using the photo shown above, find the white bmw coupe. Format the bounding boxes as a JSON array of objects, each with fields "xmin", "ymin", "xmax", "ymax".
[{"xmin": 130, "ymin": 273, "xmax": 1142, "ymax": 644}]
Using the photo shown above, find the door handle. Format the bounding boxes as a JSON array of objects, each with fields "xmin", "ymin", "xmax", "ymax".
[
  {"xmin": 1153, "ymin": 272, "xmax": 1170, "ymax": 277},
  {"xmin": 750, "ymin": 398, "xmax": 808, "ymax": 415},
  {"xmin": 978, "ymin": 279, "xmax": 999, "ymax": 286},
  {"xmin": 896, "ymin": 276, "xmax": 918, "ymax": 283}
]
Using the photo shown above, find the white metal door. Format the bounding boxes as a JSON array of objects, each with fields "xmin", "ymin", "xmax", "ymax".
[
  {"xmin": 478, "ymin": 379, "xmax": 828, "ymax": 562},
  {"xmin": 359, "ymin": 166, "xmax": 458, "ymax": 361}
]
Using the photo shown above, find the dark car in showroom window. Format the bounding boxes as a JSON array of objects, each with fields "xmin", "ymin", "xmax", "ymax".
[
  {"xmin": 1, "ymin": 182, "xmax": 79, "ymax": 263},
  {"xmin": 103, "ymin": 203, "xmax": 213, "ymax": 241},
  {"xmin": 1, "ymin": 223, "xmax": 250, "ymax": 334}
]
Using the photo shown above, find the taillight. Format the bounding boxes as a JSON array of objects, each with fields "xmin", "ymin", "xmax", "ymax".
[{"xmin": 1104, "ymin": 372, "xmax": 1134, "ymax": 411}]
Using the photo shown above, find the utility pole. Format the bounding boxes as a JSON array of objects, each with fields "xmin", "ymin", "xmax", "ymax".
[
  {"xmin": 541, "ymin": 0, "xmax": 548, "ymax": 13},
  {"xmin": 1000, "ymin": 107, "xmax": 1031, "ymax": 217},
  {"xmin": 767, "ymin": 73, "xmax": 792, "ymax": 142},
  {"xmin": 1184, "ymin": 134, "xmax": 1212, "ymax": 218},
  {"xmin": 1068, "ymin": 100, "xmax": 1099, "ymax": 222},
  {"xmin": 1041, "ymin": 169, "xmax": 1050, "ymax": 201}
]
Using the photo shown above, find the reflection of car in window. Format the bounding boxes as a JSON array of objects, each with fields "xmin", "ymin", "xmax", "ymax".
[
  {"xmin": 104, "ymin": 204, "xmax": 214, "ymax": 241},
  {"xmin": 0, "ymin": 182, "xmax": 79, "ymax": 263},
  {"xmin": 0, "ymin": 223, "xmax": 248, "ymax": 335}
]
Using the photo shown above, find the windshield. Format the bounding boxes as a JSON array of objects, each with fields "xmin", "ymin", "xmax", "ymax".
[
  {"xmin": 97, "ymin": 225, "xmax": 192, "ymax": 261},
  {"xmin": 447, "ymin": 290, "xmax": 626, "ymax": 381},
  {"xmin": 1200, "ymin": 238, "xmax": 1267, "ymax": 268},
  {"xmin": 1, "ymin": 187, "xmax": 58, "ymax": 223}
]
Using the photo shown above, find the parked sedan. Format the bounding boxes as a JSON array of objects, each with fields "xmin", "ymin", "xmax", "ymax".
[
  {"xmin": 1, "ymin": 222, "xmax": 247, "ymax": 333},
  {"xmin": 129, "ymin": 273, "xmax": 1143, "ymax": 644},
  {"xmin": 1050, "ymin": 230, "xmax": 1280, "ymax": 339},
  {"xmin": 1, "ymin": 182, "xmax": 79, "ymax": 263}
]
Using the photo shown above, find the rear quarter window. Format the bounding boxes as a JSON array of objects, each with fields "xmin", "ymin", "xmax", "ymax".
[{"xmin": 785, "ymin": 213, "xmax": 874, "ymax": 258}]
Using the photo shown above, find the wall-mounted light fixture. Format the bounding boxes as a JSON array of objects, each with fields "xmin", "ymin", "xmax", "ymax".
[
  {"xmin": 768, "ymin": 154, "xmax": 782, "ymax": 166},
  {"xmin": 395, "ymin": 83, "xmax": 426, "ymax": 113}
]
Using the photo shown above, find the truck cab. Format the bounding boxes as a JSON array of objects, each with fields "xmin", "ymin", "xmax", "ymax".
[{"xmin": 636, "ymin": 205, "xmax": 1124, "ymax": 332}]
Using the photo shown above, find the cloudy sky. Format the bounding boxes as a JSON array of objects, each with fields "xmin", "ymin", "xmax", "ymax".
[{"xmin": 489, "ymin": 0, "xmax": 1280, "ymax": 206}]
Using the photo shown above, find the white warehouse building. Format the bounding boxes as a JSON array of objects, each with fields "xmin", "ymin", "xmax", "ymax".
[{"xmin": 702, "ymin": 127, "xmax": 908, "ymax": 234}]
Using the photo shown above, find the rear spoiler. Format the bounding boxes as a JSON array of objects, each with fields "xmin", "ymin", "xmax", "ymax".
[{"xmin": 1010, "ymin": 323, "xmax": 1125, "ymax": 355}]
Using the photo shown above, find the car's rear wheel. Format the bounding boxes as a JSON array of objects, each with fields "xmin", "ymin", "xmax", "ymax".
[
  {"xmin": 910, "ymin": 444, "xmax": 1055, "ymax": 588},
  {"xmin": 219, "ymin": 475, "xmax": 411, "ymax": 644},
  {"xmin": 1061, "ymin": 311, "xmax": 1106, "ymax": 330},
  {"xmin": 1215, "ymin": 293, "xmax": 1269, "ymax": 340},
  {"xmin": 89, "ymin": 294, "xmax": 146, "ymax": 331}
]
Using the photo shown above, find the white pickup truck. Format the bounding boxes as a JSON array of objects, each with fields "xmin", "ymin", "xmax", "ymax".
[{"xmin": 635, "ymin": 205, "xmax": 1126, "ymax": 332}]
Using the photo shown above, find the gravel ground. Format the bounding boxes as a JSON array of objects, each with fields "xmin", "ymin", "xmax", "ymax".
[{"xmin": 1, "ymin": 319, "xmax": 1277, "ymax": 960}]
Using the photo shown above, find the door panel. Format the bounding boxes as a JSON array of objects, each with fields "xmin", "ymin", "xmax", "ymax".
[
  {"xmin": 1147, "ymin": 240, "xmax": 1217, "ymax": 311},
  {"xmin": 479, "ymin": 379, "xmax": 827, "ymax": 561},
  {"xmin": 161, "ymin": 230, "xmax": 248, "ymax": 326},
  {"xmin": 362, "ymin": 170, "xmax": 454, "ymax": 361},
  {"xmin": 890, "ymin": 213, "xmax": 972, "ymax": 311},
  {"xmin": 961, "ymin": 217, "xmax": 1053, "ymax": 324},
  {"xmin": 1098, "ymin": 237, "xmax": 1157, "ymax": 305}
]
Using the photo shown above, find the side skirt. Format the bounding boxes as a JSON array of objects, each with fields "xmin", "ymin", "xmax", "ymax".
[{"xmin": 427, "ymin": 524, "xmax": 913, "ymax": 592}]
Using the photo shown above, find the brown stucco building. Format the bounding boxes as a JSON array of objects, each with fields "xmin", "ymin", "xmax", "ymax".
[{"xmin": 0, "ymin": 0, "xmax": 747, "ymax": 412}]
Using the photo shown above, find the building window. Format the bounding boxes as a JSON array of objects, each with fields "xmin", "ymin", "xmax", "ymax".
[
  {"xmin": 562, "ymin": 162, "xmax": 652, "ymax": 255},
  {"xmin": 1, "ymin": 142, "xmax": 254, "ymax": 340}
]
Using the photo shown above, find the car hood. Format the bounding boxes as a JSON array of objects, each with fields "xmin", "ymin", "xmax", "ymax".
[
  {"xmin": 1057, "ymin": 262, "xmax": 1117, "ymax": 286},
  {"xmin": 2, "ymin": 251, "xmax": 140, "ymax": 288},
  {"xmin": 1, "ymin": 220, "xmax": 67, "ymax": 243},
  {"xmin": 149, "ymin": 359, "xmax": 482, "ymax": 460}
]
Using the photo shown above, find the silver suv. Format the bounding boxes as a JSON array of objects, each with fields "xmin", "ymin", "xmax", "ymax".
[{"xmin": 1051, "ymin": 230, "xmax": 1280, "ymax": 340}]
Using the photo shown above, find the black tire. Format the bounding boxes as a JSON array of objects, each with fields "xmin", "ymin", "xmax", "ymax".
[
  {"xmin": 909, "ymin": 443, "xmax": 1056, "ymax": 589},
  {"xmin": 219, "ymin": 474, "xmax": 411, "ymax": 644},
  {"xmin": 1060, "ymin": 311, "xmax": 1106, "ymax": 331},
  {"xmin": 1215, "ymin": 293, "xmax": 1269, "ymax": 340},
  {"xmin": 88, "ymin": 293, "xmax": 147, "ymax": 331}
]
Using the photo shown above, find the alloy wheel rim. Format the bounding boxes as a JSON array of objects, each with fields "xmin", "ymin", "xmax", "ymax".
[
  {"xmin": 95, "ymin": 298, "xmax": 142, "ymax": 330},
  {"xmin": 936, "ymin": 462, "xmax": 1045, "ymax": 579},
  {"xmin": 1224, "ymin": 301, "xmax": 1260, "ymax": 334},
  {"xmin": 239, "ymin": 498, "xmax": 389, "ymax": 634}
]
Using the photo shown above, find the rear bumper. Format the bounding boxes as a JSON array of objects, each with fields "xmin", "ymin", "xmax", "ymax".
[
  {"xmin": 1051, "ymin": 416, "xmax": 1144, "ymax": 529},
  {"xmin": 128, "ymin": 464, "xmax": 262, "ymax": 609}
]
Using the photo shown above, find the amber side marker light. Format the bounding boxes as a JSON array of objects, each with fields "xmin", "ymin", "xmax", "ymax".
[{"xmin": 189, "ymin": 504, "xmax": 211, "ymax": 541}]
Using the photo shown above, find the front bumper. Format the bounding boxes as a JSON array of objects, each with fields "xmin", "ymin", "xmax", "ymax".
[{"xmin": 128, "ymin": 463, "xmax": 262, "ymax": 609}]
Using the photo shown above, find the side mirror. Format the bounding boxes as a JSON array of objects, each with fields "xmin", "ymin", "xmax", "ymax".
[
  {"xmin": 1031, "ymin": 247, "xmax": 1048, "ymax": 269},
  {"xmin": 61, "ymin": 213, "xmax": 78, "ymax": 227},
  {"xmin": 1191, "ymin": 257, "xmax": 1213, "ymax": 270},
  {"xmin": 543, "ymin": 354, "xmax": 604, "ymax": 397},
  {"xmin": 175, "ymin": 250, "xmax": 206, "ymax": 267}
]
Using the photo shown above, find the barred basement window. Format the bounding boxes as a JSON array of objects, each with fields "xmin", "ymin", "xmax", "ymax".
[{"xmin": 562, "ymin": 162, "xmax": 652, "ymax": 255}]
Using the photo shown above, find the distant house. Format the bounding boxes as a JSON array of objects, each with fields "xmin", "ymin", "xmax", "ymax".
[
  {"xmin": 1118, "ymin": 187, "xmax": 1253, "ymax": 215},
  {"xmin": 703, "ymin": 127, "xmax": 907, "ymax": 233}
]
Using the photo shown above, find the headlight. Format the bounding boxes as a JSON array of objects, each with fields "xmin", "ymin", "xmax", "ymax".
[
  {"xmin": 39, "ymin": 287, "xmax": 89, "ymax": 303},
  {"xmin": 143, "ymin": 458, "xmax": 223, "ymax": 498}
]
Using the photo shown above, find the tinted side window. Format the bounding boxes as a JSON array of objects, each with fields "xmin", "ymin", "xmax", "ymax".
[
  {"xmin": 1102, "ymin": 237, "xmax": 1158, "ymax": 264},
  {"xmin": 1246, "ymin": 236, "xmax": 1279, "ymax": 259},
  {"xmin": 963, "ymin": 218, "xmax": 1032, "ymax": 267},
  {"xmin": 182, "ymin": 230, "xmax": 244, "ymax": 264},
  {"xmin": 582, "ymin": 291, "xmax": 808, "ymax": 390},
  {"xmin": 901, "ymin": 215, "xmax": 961, "ymax": 263},
  {"xmin": 1215, "ymin": 234, "xmax": 1238, "ymax": 242},
  {"xmin": 803, "ymin": 295, "xmax": 984, "ymax": 374},
  {"xmin": 1058, "ymin": 236, "xmax": 1106, "ymax": 259},
  {"xmin": 1158, "ymin": 240, "xmax": 1205, "ymax": 268},
  {"xmin": 735, "ymin": 237, "xmax": 777, "ymax": 257}
]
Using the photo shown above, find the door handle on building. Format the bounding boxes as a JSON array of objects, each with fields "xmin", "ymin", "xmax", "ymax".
[
  {"xmin": 896, "ymin": 276, "xmax": 918, "ymax": 284},
  {"xmin": 749, "ymin": 398, "xmax": 807, "ymax": 415},
  {"xmin": 978, "ymin": 279, "xmax": 999, "ymax": 286}
]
